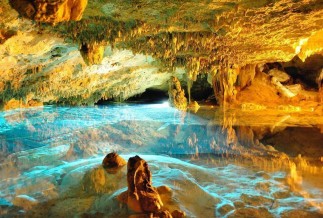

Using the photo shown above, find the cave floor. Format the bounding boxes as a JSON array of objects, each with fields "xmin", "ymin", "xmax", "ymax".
[{"xmin": 0, "ymin": 103, "xmax": 322, "ymax": 217}]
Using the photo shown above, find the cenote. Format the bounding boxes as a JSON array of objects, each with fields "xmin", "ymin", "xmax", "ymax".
[
  {"xmin": 0, "ymin": 103, "xmax": 322, "ymax": 217},
  {"xmin": 1, "ymin": 0, "xmax": 323, "ymax": 217}
]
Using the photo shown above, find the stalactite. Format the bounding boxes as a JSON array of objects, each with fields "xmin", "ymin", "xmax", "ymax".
[
  {"xmin": 187, "ymin": 77, "xmax": 192, "ymax": 104},
  {"xmin": 212, "ymin": 63, "xmax": 238, "ymax": 106}
]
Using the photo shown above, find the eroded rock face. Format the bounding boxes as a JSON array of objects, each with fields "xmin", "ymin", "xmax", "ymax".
[
  {"xmin": 9, "ymin": 0, "xmax": 87, "ymax": 24},
  {"xmin": 125, "ymin": 155, "xmax": 163, "ymax": 213},
  {"xmin": 0, "ymin": 30, "xmax": 17, "ymax": 45},
  {"xmin": 9, "ymin": 0, "xmax": 36, "ymax": 19}
]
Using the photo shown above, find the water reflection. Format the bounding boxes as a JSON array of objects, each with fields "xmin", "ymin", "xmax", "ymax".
[{"xmin": 0, "ymin": 104, "xmax": 322, "ymax": 217}]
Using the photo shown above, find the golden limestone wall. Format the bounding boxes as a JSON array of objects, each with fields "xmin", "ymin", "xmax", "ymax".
[{"xmin": 9, "ymin": 0, "xmax": 87, "ymax": 24}]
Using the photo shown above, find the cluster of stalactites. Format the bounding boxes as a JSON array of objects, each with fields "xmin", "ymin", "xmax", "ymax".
[
  {"xmin": 79, "ymin": 42, "xmax": 104, "ymax": 65},
  {"xmin": 9, "ymin": 0, "xmax": 88, "ymax": 24},
  {"xmin": 212, "ymin": 63, "xmax": 259, "ymax": 105}
]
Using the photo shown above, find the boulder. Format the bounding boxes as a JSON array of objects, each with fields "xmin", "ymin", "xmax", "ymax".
[{"xmin": 102, "ymin": 152, "xmax": 126, "ymax": 173}]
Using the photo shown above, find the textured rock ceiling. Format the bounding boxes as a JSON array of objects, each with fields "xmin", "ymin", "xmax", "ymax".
[{"xmin": 0, "ymin": 0, "xmax": 323, "ymax": 109}]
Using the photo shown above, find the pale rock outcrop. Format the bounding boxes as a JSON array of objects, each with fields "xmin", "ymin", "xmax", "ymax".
[
  {"xmin": 270, "ymin": 77, "xmax": 296, "ymax": 98},
  {"xmin": 268, "ymin": 69, "xmax": 291, "ymax": 84}
]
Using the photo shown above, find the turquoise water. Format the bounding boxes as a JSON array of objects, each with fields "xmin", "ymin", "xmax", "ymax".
[{"xmin": 0, "ymin": 104, "xmax": 322, "ymax": 217}]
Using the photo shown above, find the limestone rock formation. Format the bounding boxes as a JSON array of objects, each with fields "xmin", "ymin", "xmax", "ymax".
[
  {"xmin": 0, "ymin": 29, "xmax": 17, "ymax": 44},
  {"xmin": 117, "ymin": 155, "xmax": 185, "ymax": 217},
  {"xmin": 168, "ymin": 77, "xmax": 187, "ymax": 110},
  {"xmin": 80, "ymin": 42, "xmax": 105, "ymax": 65},
  {"xmin": 9, "ymin": 0, "xmax": 88, "ymax": 24},
  {"xmin": 121, "ymin": 155, "xmax": 163, "ymax": 213},
  {"xmin": 102, "ymin": 152, "xmax": 126, "ymax": 173},
  {"xmin": 1, "ymin": 0, "xmax": 323, "ymax": 109},
  {"xmin": 9, "ymin": 0, "xmax": 36, "ymax": 19},
  {"xmin": 268, "ymin": 69, "xmax": 291, "ymax": 84}
]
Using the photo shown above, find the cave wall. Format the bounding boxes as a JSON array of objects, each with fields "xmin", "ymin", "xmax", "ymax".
[{"xmin": 0, "ymin": 0, "xmax": 323, "ymax": 109}]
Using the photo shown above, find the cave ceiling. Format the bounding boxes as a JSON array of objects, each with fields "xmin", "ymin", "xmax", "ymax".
[{"xmin": 0, "ymin": 0, "xmax": 323, "ymax": 108}]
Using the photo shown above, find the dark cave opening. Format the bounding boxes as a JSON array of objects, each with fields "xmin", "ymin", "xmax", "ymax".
[{"xmin": 96, "ymin": 89, "xmax": 169, "ymax": 105}]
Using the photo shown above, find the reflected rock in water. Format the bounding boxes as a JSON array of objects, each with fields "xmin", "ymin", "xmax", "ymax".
[{"xmin": 0, "ymin": 105, "xmax": 322, "ymax": 217}]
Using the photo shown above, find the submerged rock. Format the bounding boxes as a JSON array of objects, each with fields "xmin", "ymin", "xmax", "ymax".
[
  {"xmin": 12, "ymin": 195, "xmax": 38, "ymax": 210},
  {"xmin": 228, "ymin": 207, "xmax": 273, "ymax": 218},
  {"xmin": 102, "ymin": 152, "xmax": 126, "ymax": 173},
  {"xmin": 117, "ymin": 155, "xmax": 185, "ymax": 217}
]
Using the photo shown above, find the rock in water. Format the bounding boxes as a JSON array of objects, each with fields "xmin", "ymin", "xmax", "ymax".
[
  {"xmin": 171, "ymin": 210, "xmax": 186, "ymax": 218},
  {"xmin": 12, "ymin": 195, "xmax": 38, "ymax": 210},
  {"xmin": 118, "ymin": 155, "xmax": 163, "ymax": 213},
  {"xmin": 102, "ymin": 152, "xmax": 126, "ymax": 173}
]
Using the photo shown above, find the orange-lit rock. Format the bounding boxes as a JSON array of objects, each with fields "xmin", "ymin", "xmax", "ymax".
[
  {"xmin": 169, "ymin": 76, "xmax": 187, "ymax": 110},
  {"xmin": 9, "ymin": 0, "xmax": 87, "ymax": 24},
  {"xmin": 1, "ymin": 0, "xmax": 323, "ymax": 109},
  {"xmin": 0, "ymin": 29, "xmax": 16, "ymax": 44},
  {"xmin": 3, "ymin": 99, "xmax": 43, "ymax": 110},
  {"xmin": 80, "ymin": 42, "xmax": 104, "ymax": 65},
  {"xmin": 297, "ymin": 30, "xmax": 323, "ymax": 61},
  {"xmin": 118, "ymin": 155, "xmax": 163, "ymax": 213},
  {"xmin": 102, "ymin": 152, "xmax": 126, "ymax": 173},
  {"xmin": 9, "ymin": 0, "xmax": 36, "ymax": 19}
]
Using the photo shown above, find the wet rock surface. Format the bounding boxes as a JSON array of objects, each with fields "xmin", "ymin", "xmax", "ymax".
[
  {"xmin": 102, "ymin": 152, "xmax": 126, "ymax": 173},
  {"xmin": 120, "ymin": 155, "xmax": 163, "ymax": 213}
]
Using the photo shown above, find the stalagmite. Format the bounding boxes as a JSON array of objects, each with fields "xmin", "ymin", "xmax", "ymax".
[
  {"xmin": 212, "ymin": 65, "xmax": 238, "ymax": 105},
  {"xmin": 118, "ymin": 155, "xmax": 163, "ymax": 213},
  {"xmin": 168, "ymin": 76, "xmax": 187, "ymax": 110}
]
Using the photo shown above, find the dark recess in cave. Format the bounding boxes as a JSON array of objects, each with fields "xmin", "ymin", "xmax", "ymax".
[
  {"xmin": 185, "ymin": 74, "xmax": 214, "ymax": 101},
  {"xmin": 96, "ymin": 89, "xmax": 169, "ymax": 105},
  {"xmin": 261, "ymin": 126, "xmax": 323, "ymax": 158}
]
